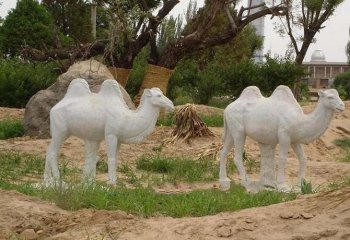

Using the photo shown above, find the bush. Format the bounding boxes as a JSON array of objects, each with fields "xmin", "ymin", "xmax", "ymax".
[
  {"xmin": 333, "ymin": 70, "xmax": 350, "ymax": 100},
  {"xmin": 168, "ymin": 56, "xmax": 305, "ymax": 104},
  {"xmin": 0, "ymin": 119, "xmax": 24, "ymax": 139},
  {"xmin": 0, "ymin": 59, "xmax": 59, "ymax": 107}
]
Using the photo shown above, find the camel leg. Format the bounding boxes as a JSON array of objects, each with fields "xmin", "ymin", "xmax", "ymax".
[
  {"xmin": 44, "ymin": 132, "xmax": 68, "ymax": 186},
  {"xmin": 276, "ymin": 134, "xmax": 291, "ymax": 192},
  {"xmin": 219, "ymin": 133, "xmax": 234, "ymax": 190},
  {"xmin": 233, "ymin": 132, "xmax": 249, "ymax": 188},
  {"xmin": 83, "ymin": 140, "xmax": 100, "ymax": 183},
  {"xmin": 105, "ymin": 134, "xmax": 118, "ymax": 185},
  {"xmin": 259, "ymin": 143, "xmax": 276, "ymax": 188},
  {"xmin": 291, "ymin": 143, "xmax": 307, "ymax": 187}
]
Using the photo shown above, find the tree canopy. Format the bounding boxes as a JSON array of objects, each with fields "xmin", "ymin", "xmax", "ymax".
[
  {"xmin": 0, "ymin": 0, "xmax": 54, "ymax": 57},
  {"xmin": 276, "ymin": 0, "xmax": 344, "ymax": 64}
]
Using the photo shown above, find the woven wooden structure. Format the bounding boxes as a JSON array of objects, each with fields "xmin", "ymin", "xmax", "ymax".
[
  {"xmin": 134, "ymin": 64, "xmax": 173, "ymax": 105},
  {"xmin": 108, "ymin": 67, "xmax": 131, "ymax": 87}
]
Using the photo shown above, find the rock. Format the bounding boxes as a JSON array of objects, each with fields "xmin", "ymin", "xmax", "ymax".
[
  {"xmin": 301, "ymin": 212, "xmax": 314, "ymax": 219},
  {"xmin": 20, "ymin": 229, "xmax": 38, "ymax": 240},
  {"xmin": 23, "ymin": 60, "xmax": 135, "ymax": 138},
  {"xmin": 217, "ymin": 227, "xmax": 233, "ymax": 238},
  {"xmin": 279, "ymin": 211, "xmax": 294, "ymax": 219}
]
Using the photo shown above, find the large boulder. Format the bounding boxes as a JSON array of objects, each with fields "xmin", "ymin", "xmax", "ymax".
[{"xmin": 23, "ymin": 60, "xmax": 135, "ymax": 138}]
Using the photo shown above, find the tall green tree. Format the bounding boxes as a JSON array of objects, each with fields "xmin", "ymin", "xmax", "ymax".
[
  {"xmin": 42, "ymin": 0, "xmax": 92, "ymax": 44},
  {"xmin": 0, "ymin": 0, "xmax": 53, "ymax": 56},
  {"xmin": 275, "ymin": 0, "xmax": 344, "ymax": 99},
  {"xmin": 0, "ymin": 0, "xmax": 54, "ymax": 57},
  {"xmin": 277, "ymin": 0, "xmax": 345, "ymax": 65}
]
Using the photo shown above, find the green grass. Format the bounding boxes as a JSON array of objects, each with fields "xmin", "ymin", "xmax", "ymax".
[
  {"xmin": 157, "ymin": 113, "xmax": 223, "ymax": 127},
  {"xmin": 207, "ymin": 97, "xmax": 232, "ymax": 109},
  {"xmin": 2, "ymin": 151, "xmax": 349, "ymax": 219},
  {"xmin": 0, "ymin": 180, "xmax": 297, "ymax": 218},
  {"xmin": 333, "ymin": 138, "xmax": 350, "ymax": 162},
  {"xmin": 0, "ymin": 119, "xmax": 24, "ymax": 139},
  {"xmin": 334, "ymin": 138, "xmax": 350, "ymax": 148},
  {"xmin": 136, "ymin": 155, "xmax": 219, "ymax": 183},
  {"xmin": 200, "ymin": 114, "xmax": 223, "ymax": 127}
]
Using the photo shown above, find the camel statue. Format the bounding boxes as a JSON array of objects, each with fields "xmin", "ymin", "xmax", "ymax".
[
  {"xmin": 44, "ymin": 78, "xmax": 174, "ymax": 186},
  {"xmin": 219, "ymin": 85, "xmax": 345, "ymax": 192}
]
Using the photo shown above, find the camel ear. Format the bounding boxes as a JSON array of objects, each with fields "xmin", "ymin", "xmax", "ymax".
[
  {"xmin": 318, "ymin": 90, "xmax": 325, "ymax": 97},
  {"xmin": 144, "ymin": 89, "xmax": 152, "ymax": 97}
]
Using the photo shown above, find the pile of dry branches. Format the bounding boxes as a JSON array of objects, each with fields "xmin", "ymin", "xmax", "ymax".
[{"xmin": 168, "ymin": 104, "xmax": 214, "ymax": 143}]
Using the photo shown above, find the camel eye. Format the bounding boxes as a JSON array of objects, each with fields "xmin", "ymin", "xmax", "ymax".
[
  {"xmin": 157, "ymin": 94, "xmax": 161, "ymax": 97},
  {"xmin": 327, "ymin": 96, "xmax": 334, "ymax": 100}
]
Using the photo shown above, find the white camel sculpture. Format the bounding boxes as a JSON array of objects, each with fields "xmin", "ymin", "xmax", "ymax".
[
  {"xmin": 44, "ymin": 78, "xmax": 174, "ymax": 186},
  {"xmin": 219, "ymin": 85, "xmax": 345, "ymax": 192}
]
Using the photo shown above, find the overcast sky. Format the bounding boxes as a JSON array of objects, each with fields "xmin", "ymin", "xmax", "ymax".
[{"xmin": 1, "ymin": 0, "xmax": 349, "ymax": 62}]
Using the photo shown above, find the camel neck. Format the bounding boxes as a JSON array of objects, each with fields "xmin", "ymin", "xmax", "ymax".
[
  {"xmin": 122, "ymin": 99, "xmax": 160, "ymax": 143},
  {"xmin": 297, "ymin": 101, "xmax": 333, "ymax": 143}
]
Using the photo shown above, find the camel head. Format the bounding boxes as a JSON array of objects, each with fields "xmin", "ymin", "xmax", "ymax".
[
  {"xmin": 318, "ymin": 89, "xmax": 345, "ymax": 113},
  {"xmin": 144, "ymin": 88, "xmax": 174, "ymax": 112}
]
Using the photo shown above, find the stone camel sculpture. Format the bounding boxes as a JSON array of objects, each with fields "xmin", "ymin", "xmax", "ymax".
[
  {"xmin": 219, "ymin": 85, "xmax": 345, "ymax": 192},
  {"xmin": 44, "ymin": 78, "xmax": 174, "ymax": 186}
]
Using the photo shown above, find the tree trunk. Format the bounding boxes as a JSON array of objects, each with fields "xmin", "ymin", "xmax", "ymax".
[{"xmin": 293, "ymin": 33, "xmax": 315, "ymax": 100}]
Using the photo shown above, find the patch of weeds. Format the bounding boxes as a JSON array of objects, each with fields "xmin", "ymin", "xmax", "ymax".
[
  {"xmin": 300, "ymin": 179, "xmax": 313, "ymax": 194},
  {"xmin": 136, "ymin": 155, "xmax": 218, "ymax": 183},
  {"xmin": 97, "ymin": 158, "xmax": 108, "ymax": 173},
  {"xmin": 200, "ymin": 114, "xmax": 223, "ymax": 127},
  {"xmin": 0, "ymin": 179, "xmax": 297, "ymax": 218},
  {"xmin": 334, "ymin": 138, "xmax": 350, "ymax": 148},
  {"xmin": 0, "ymin": 119, "xmax": 24, "ymax": 139},
  {"xmin": 243, "ymin": 151, "xmax": 258, "ymax": 173},
  {"xmin": 334, "ymin": 138, "xmax": 350, "ymax": 162},
  {"xmin": 0, "ymin": 151, "xmax": 44, "ymax": 182},
  {"xmin": 118, "ymin": 164, "xmax": 139, "ymax": 185},
  {"xmin": 208, "ymin": 97, "xmax": 232, "ymax": 109},
  {"xmin": 157, "ymin": 113, "xmax": 175, "ymax": 126}
]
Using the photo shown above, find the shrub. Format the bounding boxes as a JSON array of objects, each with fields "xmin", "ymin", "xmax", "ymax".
[
  {"xmin": 333, "ymin": 70, "xmax": 350, "ymax": 100},
  {"xmin": 0, "ymin": 59, "xmax": 59, "ymax": 107},
  {"xmin": 0, "ymin": 119, "xmax": 24, "ymax": 139}
]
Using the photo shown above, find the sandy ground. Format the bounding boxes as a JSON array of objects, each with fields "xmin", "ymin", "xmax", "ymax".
[{"xmin": 0, "ymin": 103, "xmax": 350, "ymax": 239}]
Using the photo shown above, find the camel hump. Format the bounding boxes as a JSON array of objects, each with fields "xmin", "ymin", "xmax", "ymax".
[
  {"xmin": 65, "ymin": 78, "xmax": 91, "ymax": 98},
  {"xmin": 99, "ymin": 79, "xmax": 124, "ymax": 98},
  {"xmin": 238, "ymin": 86, "xmax": 263, "ymax": 100},
  {"xmin": 270, "ymin": 85, "xmax": 299, "ymax": 106}
]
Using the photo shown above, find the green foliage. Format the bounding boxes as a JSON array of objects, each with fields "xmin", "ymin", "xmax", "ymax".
[
  {"xmin": 300, "ymin": 179, "xmax": 313, "ymax": 194},
  {"xmin": 224, "ymin": 57, "xmax": 305, "ymax": 98},
  {"xmin": 333, "ymin": 70, "xmax": 350, "ymax": 100},
  {"xmin": 334, "ymin": 138, "xmax": 350, "ymax": 148},
  {"xmin": 136, "ymin": 155, "xmax": 219, "ymax": 183},
  {"xmin": 157, "ymin": 113, "xmax": 223, "ymax": 127},
  {"xmin": 168, "ymin": 26, "xmax": 262, "ymax": 104},
  {"xmin": 0, "ymin": 151, "xmax": 44, "ymax": 182},
  {"xmin": 334, "ymin": 138, "xmax": 350, "ymax": 162},
  {"xmin": 0, "ymin": 59, "xmax": 59, "ymax": 107},
  {"xmin": 0, "ymin": 0, "xmax": 54, "ymax": 56},
  {"xmin": 126, "ymin": 47, "xmax": 150, "ymax": 98},
  {"xmin": 0, "ymin": 151, "xmax": 299, "ymax": 217},
  {"xmin": 0, "ymin": 119, "xmax": 24, "ymax": 139},
  {"xmin": 42, "ymin": 0, "xmax": 93, "ymax": 44}
]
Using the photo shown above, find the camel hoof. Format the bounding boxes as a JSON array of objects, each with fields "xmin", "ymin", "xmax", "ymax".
[
  {"xmin": 219, "ymin": 178, "xmax": 231, "ymax": 191},
  {"xmin": 277, "ymin": 183, "xmax": 291, "ymax": 192}
]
